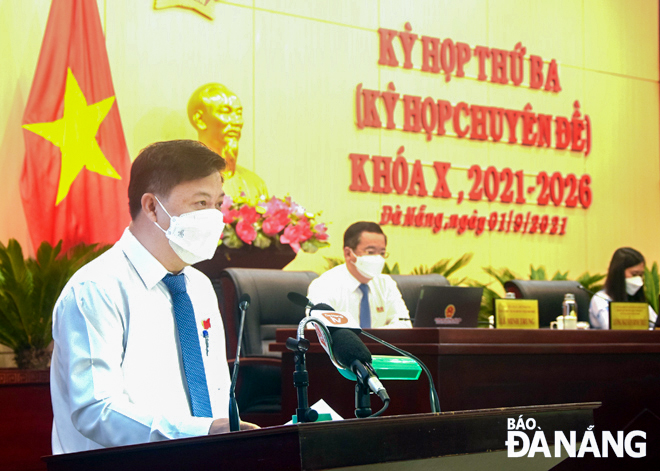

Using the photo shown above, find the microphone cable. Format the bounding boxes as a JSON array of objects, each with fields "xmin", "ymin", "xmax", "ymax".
[
  {"xmin": 360, "ymin": 330, "xmax": 441, "ymax": 413},
  {"xmin": 370, "ymin": 397, "xmax": 390, "ymax": 418}
]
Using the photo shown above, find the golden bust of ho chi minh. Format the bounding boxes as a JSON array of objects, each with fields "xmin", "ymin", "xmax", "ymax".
[{"xmin": 187, "ymin": 83, "xmax": 268, "ymax": 202}]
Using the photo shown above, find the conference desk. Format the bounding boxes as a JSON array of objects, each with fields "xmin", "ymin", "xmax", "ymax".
[{"xmin": 271, "ymin": 328, "xmax": 660, "ymax": 433}]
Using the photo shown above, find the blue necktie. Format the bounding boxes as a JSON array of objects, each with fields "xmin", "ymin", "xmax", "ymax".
[
  {"xmin": 162, "ymin": 273, "xmax": 213, "ymax": 418},
  {"xmin": 359, "ymin": 283, "xmax": 371, "ymax": 329}
]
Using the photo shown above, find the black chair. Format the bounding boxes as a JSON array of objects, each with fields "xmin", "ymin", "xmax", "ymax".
[
  {"xmin": 503, "ymin": 280, "xmax": 590, "ymax": 328},
  {"xmin": 390, "ymin": 274, "xmax": 450, "ymax": 317},
  {"xmin": 214, "ymin": 268, "xmax": 318, "ymax": 422}
]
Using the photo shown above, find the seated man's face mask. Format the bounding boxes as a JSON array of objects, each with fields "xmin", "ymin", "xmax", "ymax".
[
  {"xmin": 154, "ymin": 196, "xmax": 225, "ymax": 265},
  {"xmin": 350, "ymin": 250, "xmax": 386, "ymax": 279}
]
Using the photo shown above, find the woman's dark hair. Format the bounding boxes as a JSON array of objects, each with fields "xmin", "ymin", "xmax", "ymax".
[
  {"xmin": 343, "ymin": 222, "xmax": 386, "ymax": 250},
  {"xmin": 604, "ymin": 247, "xmax": 646, "ymax": 302},
  {"xmin": 128, "ymin": 140, "xmax": 225, "ymax": 220}
]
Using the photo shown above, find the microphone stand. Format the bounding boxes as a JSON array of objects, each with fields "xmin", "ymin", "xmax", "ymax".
[
  {"xmin": 229, "ymin": 298, "xmax": 249, "ymax": 432},
  {"xmin": 354, "ymin": 380, "xmax": 372, "ymax": 418},
  {"xmin": 285, "ymin": 336, "xmax": 318, "ymax": 423},
  {"xmin": 285, "ymin": 317, "xmax": 338, "ymax": 423}
]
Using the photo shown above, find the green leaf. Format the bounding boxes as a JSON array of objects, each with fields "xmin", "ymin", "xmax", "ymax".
[
  {"xmin": 465, "ymin": 279, "xmax": 500, "ymax": 326},
  {"xmin": 442, "ymin": 252, "xmax": 474, "ymax": 278},
  {"xmin": 383, "ymin": 262, "xmax": 400, "ymax": 275},
  {"xmin": 323, "ymin": 256, "xmax": 344, "ymax": 271},
  {"xmin": 0, "ymin": 239, "xmax": 109, "ymax": 355},
  {"xmin": 551, "ymin": 270, "xmax": 569, "ymax": 281},
  {"xmin": 481, "ymin": 266, "xmax": 518, "ymax": 290},
  {"xmin": 410, "ymin": 253, "xmax": 473, "ymax": 278},
  {"xmin": 576, "ymin": 272, "xmax": 606, "ymax": 294},
  {"xmin": 644, "ymin": 263, "xmax": 659, "ymax": 314},
  {"xmin": 530, "ymin": 265, "xmax": 547, "ymax": 280},
  {"xmin": 253, "ymin": 232, "xmax": 273, "ymax": 249}
]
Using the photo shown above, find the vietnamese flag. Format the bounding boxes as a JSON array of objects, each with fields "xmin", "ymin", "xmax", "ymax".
[{"xmin": 21, "ymin": 0, "xmax": 131, "ymax": 253}]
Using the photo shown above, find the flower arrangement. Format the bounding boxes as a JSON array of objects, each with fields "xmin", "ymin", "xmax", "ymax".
[{"xmin": 220, "ymin": 194, "xmax": 329, "ymax": 254}]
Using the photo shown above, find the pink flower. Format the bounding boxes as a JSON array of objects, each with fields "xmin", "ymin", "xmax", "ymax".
[
  {"xmin": 238, "ymin": 205, "xmax": 259, "ymax": 224},
  {"xmin": 217, "ymin": 193, "xmax": 328, "ymax": 254},
  {"xmin": 220, "ymin": 195, "xmax": 233, "ymax": 212},
  {"xmin": 280, "ymin": 218, "xmax": 313, "ymax": 253},
  {"xmin": 314, "ymin": 223, "xmax": 329, "ymax": 241},
  {"xmin": 297, "ymin": 217, "xmax": 313, "ymax": 240},
  {"xmin": 221, "ymin": 195, "xmax": 238, "ymax": 223},
  {"xmin": 236, "ymin": 220, "xmax": 257, "ymax": 244},
  {"xmin": 223, "ymin": 210, "xmax": 238, "ymax": 224},
  {"xmin": 262, "ymin": 209, "xmax": 290, "ymax": 236},
  {"xmin": 264, "ymin": 197, "xmax": 291, "ymax": 217},
  {"xmin": 280, "ymin": 224, "xmax": 302, "ymax": 252}
]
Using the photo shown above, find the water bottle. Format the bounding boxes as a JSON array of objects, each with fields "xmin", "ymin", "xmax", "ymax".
[{"xmin": 562, "ymin": 293, "xmax": 577, "ymax": 319}]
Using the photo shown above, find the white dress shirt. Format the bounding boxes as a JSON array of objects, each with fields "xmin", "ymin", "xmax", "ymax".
[
  {"xmin": 50, "ymin": 228, "xmax": 230, "ymax": 454},
  {"xmin": 307, "ymin": 264, "xmax": 411, "ymax": 328},
  {"xmin": 588, "ymin": 290, "xmax": 657, "ymax": 329}
]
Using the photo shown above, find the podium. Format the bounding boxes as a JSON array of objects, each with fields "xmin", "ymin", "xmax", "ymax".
[
  {"xmin": 271, "ymin": 328, "xmax": 660, "ymax": 433},
  {"xmin": 43, "ymin": 403, "xmax": 597, "ymax": 471}
]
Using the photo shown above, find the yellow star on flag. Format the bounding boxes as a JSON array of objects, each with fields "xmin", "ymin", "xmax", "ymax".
[{"xmin": 23, "ymin": 68, "xmax": 122, "ymax": 205}]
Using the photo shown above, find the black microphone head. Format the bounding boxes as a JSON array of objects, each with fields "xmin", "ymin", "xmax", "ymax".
[
  {"xmin": 288, "ymin": 292, "xmax": 311, "ymax": 307},
  {"xmin": 239, "ymin": 293, "xmax": 251, "ymax": 306},
  {"xmin": 332, "ymin": 329, "xmax": 372, "ymax": 368},
  {"xmin": 311, "ymin": 302, "xmax": 334, "ymax": 312}
]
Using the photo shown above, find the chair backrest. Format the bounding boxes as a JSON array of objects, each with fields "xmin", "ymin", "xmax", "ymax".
[
  {"xmin": 215, "ymin": 268, "xmax": 319, "ymax": 358},
  {"xmin": 390, "ymin": 274, "xmax": 450, "ymax": 315},
  {"xmin": 503, "ymin": 280, "xmax": 591, "ymax": 327}
]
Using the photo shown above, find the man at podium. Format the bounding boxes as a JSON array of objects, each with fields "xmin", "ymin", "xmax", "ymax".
[
  {"xmin": 308, "ymin": 221, "xmax": 412, "ymax": 329},
  {"xmin": 50, "ymin": 140, "xmax": 257, "ymax": 454}
]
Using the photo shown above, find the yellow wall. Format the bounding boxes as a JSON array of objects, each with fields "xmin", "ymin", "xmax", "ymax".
[{"xmin": 1, "ymin": 0, "xmax": 658, "ymax": 285}]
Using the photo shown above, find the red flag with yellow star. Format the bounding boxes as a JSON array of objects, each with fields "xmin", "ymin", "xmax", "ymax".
[{"xmin": 21, "ymin": 0, "xmax": 131, "ymax": 252}]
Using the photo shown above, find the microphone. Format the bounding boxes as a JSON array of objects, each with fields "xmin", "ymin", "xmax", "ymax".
[
  {"xmin": 287, "ymin": 292, "xmax": 313, "ymax": 309},
  {"xmin": 229, "ymin": 293, "xmax": 250, "ymax": 432},
  {"xmin": 293, "ymin": 298, "xmax": 362, "ymax": 333},
  {"xmin": 577, "ymin": 284, "xmax": 610, "ymax": 302},
  {"xmin": 239, "ymin": 294, "xmax": 250, "ymax": 311},
  {"xmin": 310, "ymin": 302, "xmax": 334, "ymax": 312},
  {"xmin": 331, "ymin": 329, "xmax": 390, "ymax": 404}
]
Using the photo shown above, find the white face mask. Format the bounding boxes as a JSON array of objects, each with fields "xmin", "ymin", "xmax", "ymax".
[
  {"xmin": 351, "ymin": 251, "xmax": 386, "ymax": 280},
  {"xmin": 625, "ymin": 275, "xmax": 644, "ymax": 296},
  {"xmin": 154, "ymin": 197, "xmax": 225, "ymax": 265}
]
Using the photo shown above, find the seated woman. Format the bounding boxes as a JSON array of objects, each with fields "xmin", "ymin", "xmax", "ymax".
[{"xmin": 589, "ymin": 247, "xmax": 658, "ymax": 329}]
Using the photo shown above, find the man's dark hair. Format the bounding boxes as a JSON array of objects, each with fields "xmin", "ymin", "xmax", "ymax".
[
  {"xmin": 604, "ymin": 247, "xmax": 646, "ymax": 302},
  {"xmin": 343, "ymin": 221, "xmax": 387, "ymax": 249},
  {"xmin": 128, "ymin": 140, "xmax": 226, "ymax": 220}
]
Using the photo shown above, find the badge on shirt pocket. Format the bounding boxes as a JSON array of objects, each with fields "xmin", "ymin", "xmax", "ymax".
[
  {"xmin": 201, "ymin": 318, "xmax": 211, "ymax": 356},
  {"xmin": 376, "ymin": 306, "xmax": 384, "ymax": 313}
]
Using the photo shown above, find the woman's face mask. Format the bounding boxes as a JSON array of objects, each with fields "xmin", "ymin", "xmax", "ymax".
[
  {"xmin": 153, "ymin": 196, "xmax": 225, "ymax": 265},
  {"xmin": 625, "ymin": 275, "xmax": 644, "ymax": 296}
]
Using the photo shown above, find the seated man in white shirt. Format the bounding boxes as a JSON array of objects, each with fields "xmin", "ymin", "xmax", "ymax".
[
  {"xmin": 50, "ymin": 140, "xmax": 257, "ymax": 454},
  {"xmin": 307, "ymin": 221, "xmax": 412, "ymax": 328}
]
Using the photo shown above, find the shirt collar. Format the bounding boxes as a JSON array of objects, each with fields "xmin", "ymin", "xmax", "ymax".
[
  {"xmin": 118, "ymin": 228, "xmax": 191, "ymax": 290},
  {"xmin": 342, "ymin": 263, "xmax": 370, "ymax": 292}
]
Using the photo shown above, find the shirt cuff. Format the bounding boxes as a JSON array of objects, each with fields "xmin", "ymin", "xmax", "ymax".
[{"xmin": 162, "ymin": 416, "xmax": 215, "ymax": 439}]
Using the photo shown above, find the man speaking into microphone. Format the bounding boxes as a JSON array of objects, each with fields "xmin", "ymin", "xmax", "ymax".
[
  {"xmin": 307, "ymin": 222, "xmax": 412, "ymax": 329},
  {"xmin": 50, "ymin": 140, "xmax": 258, "ymax": 455}
]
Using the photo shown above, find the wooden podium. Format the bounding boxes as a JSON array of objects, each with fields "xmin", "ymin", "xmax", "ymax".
[
  {"xmin": 43, "ymin": 403, "xmax": 597, "ymax": 471},
  {"xmin": 270, "ymin": 328, "xmax": 660, "ymax": 433}
]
